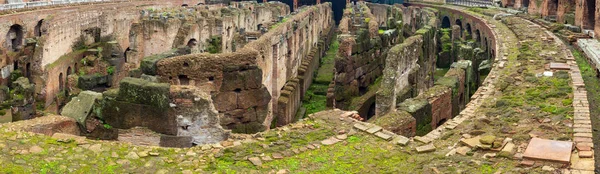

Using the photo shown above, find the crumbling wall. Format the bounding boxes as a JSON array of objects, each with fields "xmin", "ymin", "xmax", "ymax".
[
  {"xmin": 334, "ymin": 2, "xmax": 405, "ymax": 109},
  {"xmin": 376, "ymin": 35, "xmax": 422, "ymax": 116},
  {"xmin": 156, "ymin": 3, "xmax": 334, "ymax": 131}
]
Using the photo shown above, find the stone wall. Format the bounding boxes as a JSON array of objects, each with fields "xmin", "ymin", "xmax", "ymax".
[
  {"xmin": 275, "ymin": 26, "xmax": 334, "ymax": 126},
  {"xmin": 375, "ymin": 5, "xmax": 438, "ymax": 116},
  {"xmin": 155, "ymin": 3, "xmax": 334, "ymax": 132},
  {"xmin": 373, "ymin": 3, "xmax": 499, "ymax": 137},
  {"xmin": 333, "ymin": 2, "xmax": 404, "ymax": 109},
  {"xmin": 101, "ymin": 77, "xmax": 229, "ymax": 145}
]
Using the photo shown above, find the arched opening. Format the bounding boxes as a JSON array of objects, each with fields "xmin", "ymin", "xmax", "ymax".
[
  {"xmin": 59, "ymin": 73, "xmax": 64, "ymax": 91},
  {"xmin": 366, "ymin": 102, "xmax": 376, "ymax": 120},
  {"xmin": 522, "ymin": 0, "xmax": 530, "ymax": 8},
  {"xmin": 441, "ymin": 16, "xmax": 451, "ymax": 28},
  {"xmin": 66, "ymin": 66, "xmax": 71, "ymax": 87},
  {"xmin": 34, "ymin": 20, "xmax": 44, "ymax": 37},
  {"xmin": 466, "ymin": 23, "xmax": 472, "ymax": 40},
  {"xmin": 583, "ymin": 0, "xmax": 596, "ymax": 29},
  {"xmin": 455, "ymin": 19, "xmax": 463, "ymax": 38},
  {"xmin": 475, "ymin": 30, "xmax": 481, "ymax": 44},
  {"xmin": 26, "ymin": 63, "xmax": 31, "ymax": 78},
  {"xmin": 124, "ymin": 47, "xmax": 131, "ymax": 63},
  {"xmin": 437, "ymin": 118, "xmax": 447, "ymax": 127},
  {"xmin": 182, "ymin": 4, "xmax": 188, "ymax": 7},
  {"xmin": 187, "ymin": 39, "xmax": 198, "ymax": 48},
  {"xmin": 179, "ymin": 75, "xmax": 190, "ymax": 85},
  {"xmin": 6, "ymin": 24, "xmax": 23, "ymax": 52},
  {"xmin": 546, "ymin": 0, "xmax": 559, "ymax": 16}
]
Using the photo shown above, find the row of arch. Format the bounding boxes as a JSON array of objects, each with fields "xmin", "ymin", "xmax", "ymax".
[
  {"xmin": 440, "ymin": 15, "xmax": 492, "ymax": 57},
  {"xmin": 5, "ymin": 19, "xmax": 44, "ymax": 52}
]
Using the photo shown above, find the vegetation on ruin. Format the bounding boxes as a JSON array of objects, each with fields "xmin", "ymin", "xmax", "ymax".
[
  {"xmin": 206, "ymin": 36, "xmax": 222, "ymax": 54},
  {"xmin": 302, "ymin": 39, "xmax": 339, "ymax": 117}
]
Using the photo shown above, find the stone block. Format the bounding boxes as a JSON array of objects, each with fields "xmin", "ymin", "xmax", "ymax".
[
  {"xmin": 416, "ymin": 144, "xmax": 436, "ymax": 153},
  {"xmin": 60, "ymin": 91, "xmax": 102, "ymax": 130},
  {"xmin": 159, "ymin": 135, "xmax": 193, "ymax": 148}
]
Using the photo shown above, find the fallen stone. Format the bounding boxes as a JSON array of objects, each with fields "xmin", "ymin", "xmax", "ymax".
[
  {"xmin": 88, "ymin": 144, "xmax": 103, "ymax": 154},
  {"xmin": 523, "ymin": 138, "xmax": 572, "ymax": 163},
  {"xmin": 445, "ymin": 149, "xmax": 457, "ymax": 156},
  {"xmin": 498, "ymin": 143, "xmax": 515, "ymax": 157},
  {"xmin": 541, "ymin": 166, "xmax": 555, "ymax": 171},
  {"xmin": 479, "ymin": 135, "xmax": 496, "ymax": 145},
  {"xmin": 335, "ymin": 134, "xmax": 347, "ymax": 140},
  {"xmin": 248, "ymin": 157, "xmax": 262, "ymax": 166},
  {"xmin": 456, "ymin": 146, "xmax": 471, "ymax": 156},
  {"xmin": 460, "ymin": 136, "xmax": 482, "ymax": 148},
  {"xmin": 416, "ymin": 144, "xmax": 436, "ymax": 153},
  {"xmin": 415, "ymin": 136, "xmax": 432, "ymax": 144},
  {"xmin": 272, "ymin": 153, "xmax": 283, "ymax": 159},
  {"xmin": 353, "ymin": 123, "xmax": 369, "ymax": 131},
  {"xmin": 306, "ymin": 144, "xmax": 316, "ymax": 150},
  {"xmin": 374, "ymin": 131, "xmax": 393, "ymax": 140},
  {"xmin": 321, "ymin": 137, "xmax": 341, "ymax": 145},
  {"xmin": 261, "ymin": 155, "xmax": 273, "ymax": 161},
  {"xmin": 276, "ymin": 169, "xmax": 289, "ymax": 174},
  {"xmin": 365, "ymin": 126, "xmax": 382, "ymax": 134},
  {"xmin": 126, "ymin": 152, "xmax": 140, "ymax": 159},
  {"xmin": 393, "ymin": 136, "xmax": 410, "ymax": 146},
  {"xmin": 29, "ymin": 146, "xmax": 43, "ymax": 154},
  {"xmin": 482, "ymin": 153, "xmax": 496, "ymax": 159}
]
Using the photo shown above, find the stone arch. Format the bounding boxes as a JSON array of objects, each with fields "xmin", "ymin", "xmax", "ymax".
[
  {"xmin": 455, "ymin": 19, "xmax": 463, "ymax": 38},
  {"xmin": 124, "ymin": 47, "xmax": 131, "ymax": 63},
  {"xmin": 6, "ymin": 24, "xmax": 24, "ymax": 52},
  {"xmin": 67, "ymin": 66, "xmax": 72, "ymax": 76},
  {"xmin": 441, "ymin": 16, "xmax": 451, "ymax": 28},
  {"xmin": 187, "ymin": 38, "xmax": 198, "ymax": 48},
  {"xmin": 466, "ymin": 23, "xmax": 472, "ymax": 40},
  {"xmin": 34, "ymin": 20, "xmax": 44, "ymax": 37},
  {"xmin": 59, "ymin": 73, "xmax": 64, "ymax": 91}
]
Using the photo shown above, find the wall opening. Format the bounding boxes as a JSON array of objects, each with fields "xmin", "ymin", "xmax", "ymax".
[
  {"xmin": 6, "ymin": 24, "xmax": 23, "ymax": 52},
  {"xmin": 59, "ymin": 73, "xmax": 64, "ymax": 91},
  {"xmin": 583, "ymin": 0, "xmax": 596, "ymax": 29},
  {"xmin": 475, "ymin": 30, "xmax": 481, "ymax": 45},
  {"xmin": 35, "ymin": 20, "xmax": 44, "ymax": 37},
  {"xmin": 522, "ymin": 0, "xmax": 530, "ymax": 8},
  {"xmin": 455, "ymin": 19, "xmax": 463, "ymax": 38},
  {"xmin": 179, "ymin": 75, "xmax": 190, "ymax": 85},
  {"xmin": 547, "ymin": 0, "xmax": 559, "ymax": 16},
  {"xmin": 124, "ymin": 47, "xmax": 131, "ymax": 63},
  {"xmin": 437, "ymin": 118, "xmax": 447, "ymax": 127},
  {"xmin": 187, "ymin": 39, "xmax": 198, "ymax": 48},
  {"xmin": 441, "ymin": 16, "xmax": 451, "ymax": 28},
  {"xmin": 13, "ymin": 60, "xmax": 18, "ymax": 71},
  {"xmin": 366, "ymin": 102, "xmax": 376, "ymax": 120},
  {"xmin": 26, "ymin": 63, "xmax": 31, "ymax": 78},
  {"xmin": 466, "ymin": 23, "xmax": 472, "ymax": 40}
]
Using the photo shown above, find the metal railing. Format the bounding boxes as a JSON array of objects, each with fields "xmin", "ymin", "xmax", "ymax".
[
  {"xmin": 446, "ymin": 0, "xmax": 494, "ymax": 7},
  {"xmin": 0, "ymin": 0, "xmax": 111, "ymax": 11}
]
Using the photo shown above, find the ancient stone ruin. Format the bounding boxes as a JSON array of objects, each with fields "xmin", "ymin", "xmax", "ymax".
[{"xmin": 0, "ymin": 0, "xmax": 599, "ymax": 173}]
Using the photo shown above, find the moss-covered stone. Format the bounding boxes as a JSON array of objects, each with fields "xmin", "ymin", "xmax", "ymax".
[{"xmin": 116, "ymin": 77, "xmax": 170, "ymax": 109}]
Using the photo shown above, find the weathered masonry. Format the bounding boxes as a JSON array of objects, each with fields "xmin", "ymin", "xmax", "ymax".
[
  {"xmin": 370, "ymin": 3, "xmax": 496, "ymax": 137},
  {"xmin": 502, "ymin": 0, "xmax": 600, "ymax": 38}
]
